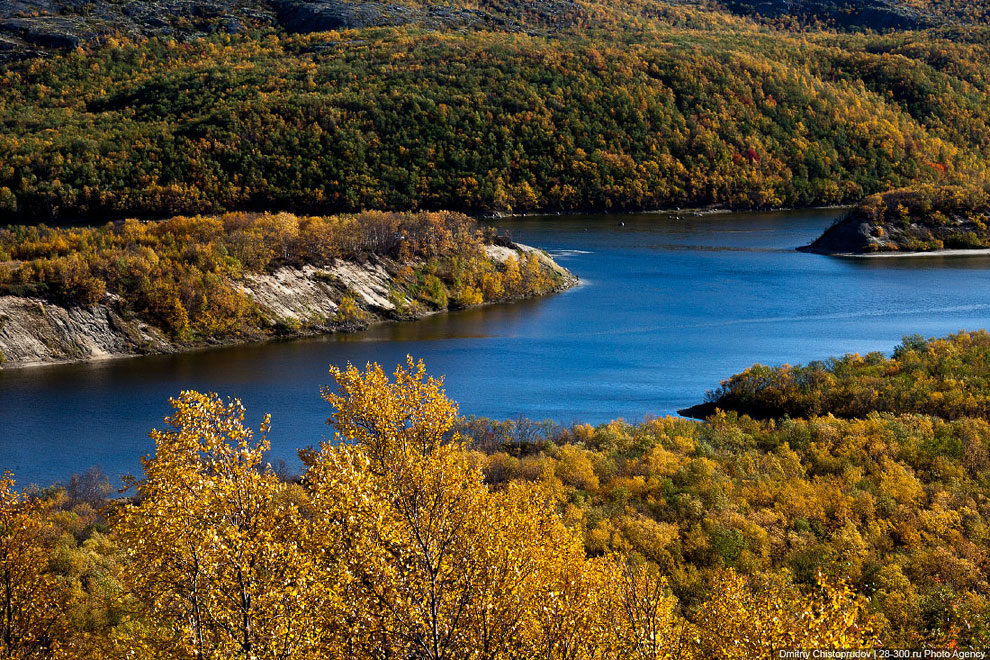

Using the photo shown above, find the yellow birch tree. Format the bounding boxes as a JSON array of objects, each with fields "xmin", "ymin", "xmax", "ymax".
[
  {"xmin": 0, "ymin": 472, "xmax": 71, "ymax": 659},
  {"xmin": 114, "ymin": 391, "xmax": 330, "ymax": 660}
]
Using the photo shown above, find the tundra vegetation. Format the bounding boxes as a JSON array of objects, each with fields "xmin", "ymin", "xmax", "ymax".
[{"xmin": 5, "ymin": 342, "xmax": 990, "ymax": 656}]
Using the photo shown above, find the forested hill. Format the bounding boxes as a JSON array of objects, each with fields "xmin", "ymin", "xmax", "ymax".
[{"xmin": 1, "ymin": 0, "xmax": 990, "ymax": 221}]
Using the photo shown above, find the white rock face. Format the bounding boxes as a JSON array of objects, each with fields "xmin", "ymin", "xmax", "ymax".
[
  {"xmin": 330, "ymin": 260, "xmax": 396, "ymax": 311},
  {"xmin": 240, "ymin": 260, "xmax": 400, "ymax": 326},
  {"xmin": 240, "ymin": 258, "xmax": 403, "ymax": 327},
  {"xmin": 487, "ymin": 242, "xmax": 576, "ymax": 282},
  {"xmin": 0, "ymin": 295, "xmax": 171, "ymax": 367},
  {"xmin": 484, "ymin": 244, "xmax": 518, "ymax": 262},
  {"xmin": 240, "ymin": 265, "xmax": 342, "ymax": 325}
]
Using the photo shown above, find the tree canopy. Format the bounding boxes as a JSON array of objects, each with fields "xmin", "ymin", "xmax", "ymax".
[
  {"xmin": 2, "ymin": 12, "xmax": 989, "ymax": 221},
  {"xmin": 0, "ymin": 357, "xmax": 890, "ymax": 658}
]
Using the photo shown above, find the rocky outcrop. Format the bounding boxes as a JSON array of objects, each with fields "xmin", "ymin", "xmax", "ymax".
[
  {"xmin": 801, "ymin": 186, "xmax": 990, "ymax": 255},
  {"xmin": 272, "ymin": 0, "xmax": 417, "ymax": 32},
  {"xmin": 798, "ymin": 215, "xmax": 878, "ymax": 255},
  {"xmin": 0, "ymin": 242, "xmax": 576, "ymax": 368},
  {"xmin": 239, "ymin": 259, "xmax": 398, "ymax": 326},
  {"xmin": 0, "ymin": 0, "xmax": 581, "ymax": 61},
  {"xmin": 271, "ymin": 0, "xmax": 468, "ymax": 32},
  {"xmin": 723, "ymin": 0, "xmax": 931, "ymax": 30},
  {"xmin": 0, "ymin": 0, "xmax": 275, "ymax": 62},
  {"xmin": 269, "ymin": 0, "xmax": 581, "ymax": 34},
  {"xmin": 0, "ymin": 295, "xmax": 172, "ymax": 367}
]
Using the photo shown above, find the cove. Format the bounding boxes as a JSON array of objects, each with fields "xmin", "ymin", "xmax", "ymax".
[{"xmin": 5, "ymin": 208, "xmax": 990, "ymax": 486}]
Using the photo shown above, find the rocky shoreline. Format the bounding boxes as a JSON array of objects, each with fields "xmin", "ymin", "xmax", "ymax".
[
  {"xmin": 0, "ymin": 242, "xmax": 576, "ymax": 369},
  {"xmin": 810, "ymin": 248, "xmax": 990, "ymax": 259},
  {"xmin": 799, "ymin": 186, "xmax": 990, "ymax": 256}
]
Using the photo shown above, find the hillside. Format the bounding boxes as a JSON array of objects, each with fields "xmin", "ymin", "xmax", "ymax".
[
  {"xmin": 3, "ymin": 0, "xmax": 989, "ymax": 62},
  {"xmin": 0, "ymin": 0, "xmax": 592, "ymax": 61},
  {"xmin": 0, "ymin": 0, "xmax": 777, "ymax": 61},
  {"xmin": 0, "ymin": 2, "xmax": 989, "ymax": 221}
]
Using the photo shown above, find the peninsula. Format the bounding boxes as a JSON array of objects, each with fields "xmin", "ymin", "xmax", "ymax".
[
  {"xmin": 0, "ymin": 210, "xmax": 576, "ymax": 367},
  {"xmin": 800, "ymin": 185, "xmax": 990, "ymax": 256}
]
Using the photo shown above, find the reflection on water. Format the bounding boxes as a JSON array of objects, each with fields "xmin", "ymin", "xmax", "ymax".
[
  {"xmin": 340, "ymin": 297, "xmax": 549, "ymax": 342},
  {"xmin": 4, "ymin": 208, "xmax": 990, "ymax": 485}
]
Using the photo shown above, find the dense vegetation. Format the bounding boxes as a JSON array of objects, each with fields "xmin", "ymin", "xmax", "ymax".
[
  {"xmin": 0, "ymin": 210, "xmax": 563, "ymax": 340},
  {"xmin": 457, "ymin": 332, "xmax": 990, "ymax": 647},
  {"xmin": 471, "ymin": 411, "xmax": 990, "ymax": 648},
  {"xmin": 706, "ymin": 330, "xmax": 990, "ymax": 419},
  {"xmin": 3, "ymin": 0, "xmax": 990, "ymax": 654},
  {"xmin": 4, "ymin": 335, "xmax": 990, "ymax": 654},
  {"xmin": 805, "ymin": 184, "xmax": 990, "ymax": 253},
  {"xmin": 0, "ymin": 359, "xmax": 879, "ymax": 659},
  {"xmin": 2, "ymin": 5, "xmax": 990, "ymax": 220}
]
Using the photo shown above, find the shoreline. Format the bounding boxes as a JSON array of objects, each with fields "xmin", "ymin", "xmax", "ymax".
[
  {"xmin": 0, "ymin": 285, "xmax": 577, "ymax": 372},
  {"xmin": 0, "ymin": 281, "xmax": 578, "ymax": 372},
  {"xmin": 0, "ymin": 242, "xmax": 578, "ymax": 371},
  {"xmin": 819, "ymin": 248, "xmax": 990, "ymax": 258},
  {"xmin": 483, "ymin": 204, "xmax": 852, "ymax": 220},
  {"xmin": 676, "ymin": 402, "xmax": 717, "ymax": 421}
]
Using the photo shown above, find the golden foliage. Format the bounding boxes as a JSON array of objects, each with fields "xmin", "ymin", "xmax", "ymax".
[
  {"xmin": 1, "ymin": 360, "xmax": 885, "ymax": 658},
  {"xmin": 0, "ymin": 212, "xmax": 564, "ymax": 339},
  {"xmin": 0, "ymin": 473, "xmax": 71, "ymax": 659},
  {"xmin": 114, "ymin": 392, "xmax": 324, "ymax": 659},
  {"xmin": 310, "ymin": 357, "xmax": 616, "ymax": 659},
  {"xmin": 694, "ymin": 570, "xmax": 878, "ymax": 659}
]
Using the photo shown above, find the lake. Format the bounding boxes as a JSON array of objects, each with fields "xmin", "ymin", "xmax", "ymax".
[{"xmin": 4, "ymin": 208, "xmax": 990, "ymax": 486}]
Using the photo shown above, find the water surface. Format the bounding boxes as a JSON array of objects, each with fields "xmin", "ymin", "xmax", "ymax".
[{"xmin": 4, "ymin": 209, "xmax": 990, "ymax": 485}]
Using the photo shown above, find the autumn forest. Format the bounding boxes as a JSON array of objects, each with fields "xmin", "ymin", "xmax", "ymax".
[
  {"xmin": 3, "ymin": 0, "xmax": 990, "ymax": 657},
  {"xmin": 1, "ymin": 3, "xmax": 990, "ymax": 221},
  {"xmin": 5, "ymin": 337, "xmax": 990, "ymax": 657}
]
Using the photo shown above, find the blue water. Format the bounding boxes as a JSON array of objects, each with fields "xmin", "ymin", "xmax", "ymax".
[{"xmin": 4, "ymin": 208, "xmax": 990, "ymax": 486}]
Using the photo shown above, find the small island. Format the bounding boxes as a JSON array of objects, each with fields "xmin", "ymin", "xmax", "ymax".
[
  {"xmin": 0, "ymin": 211, "xmax": 576, "ymax": 368},
  {"xmin": 800, "ymin": 184, "xmax": 990, "ymax": 256}
]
